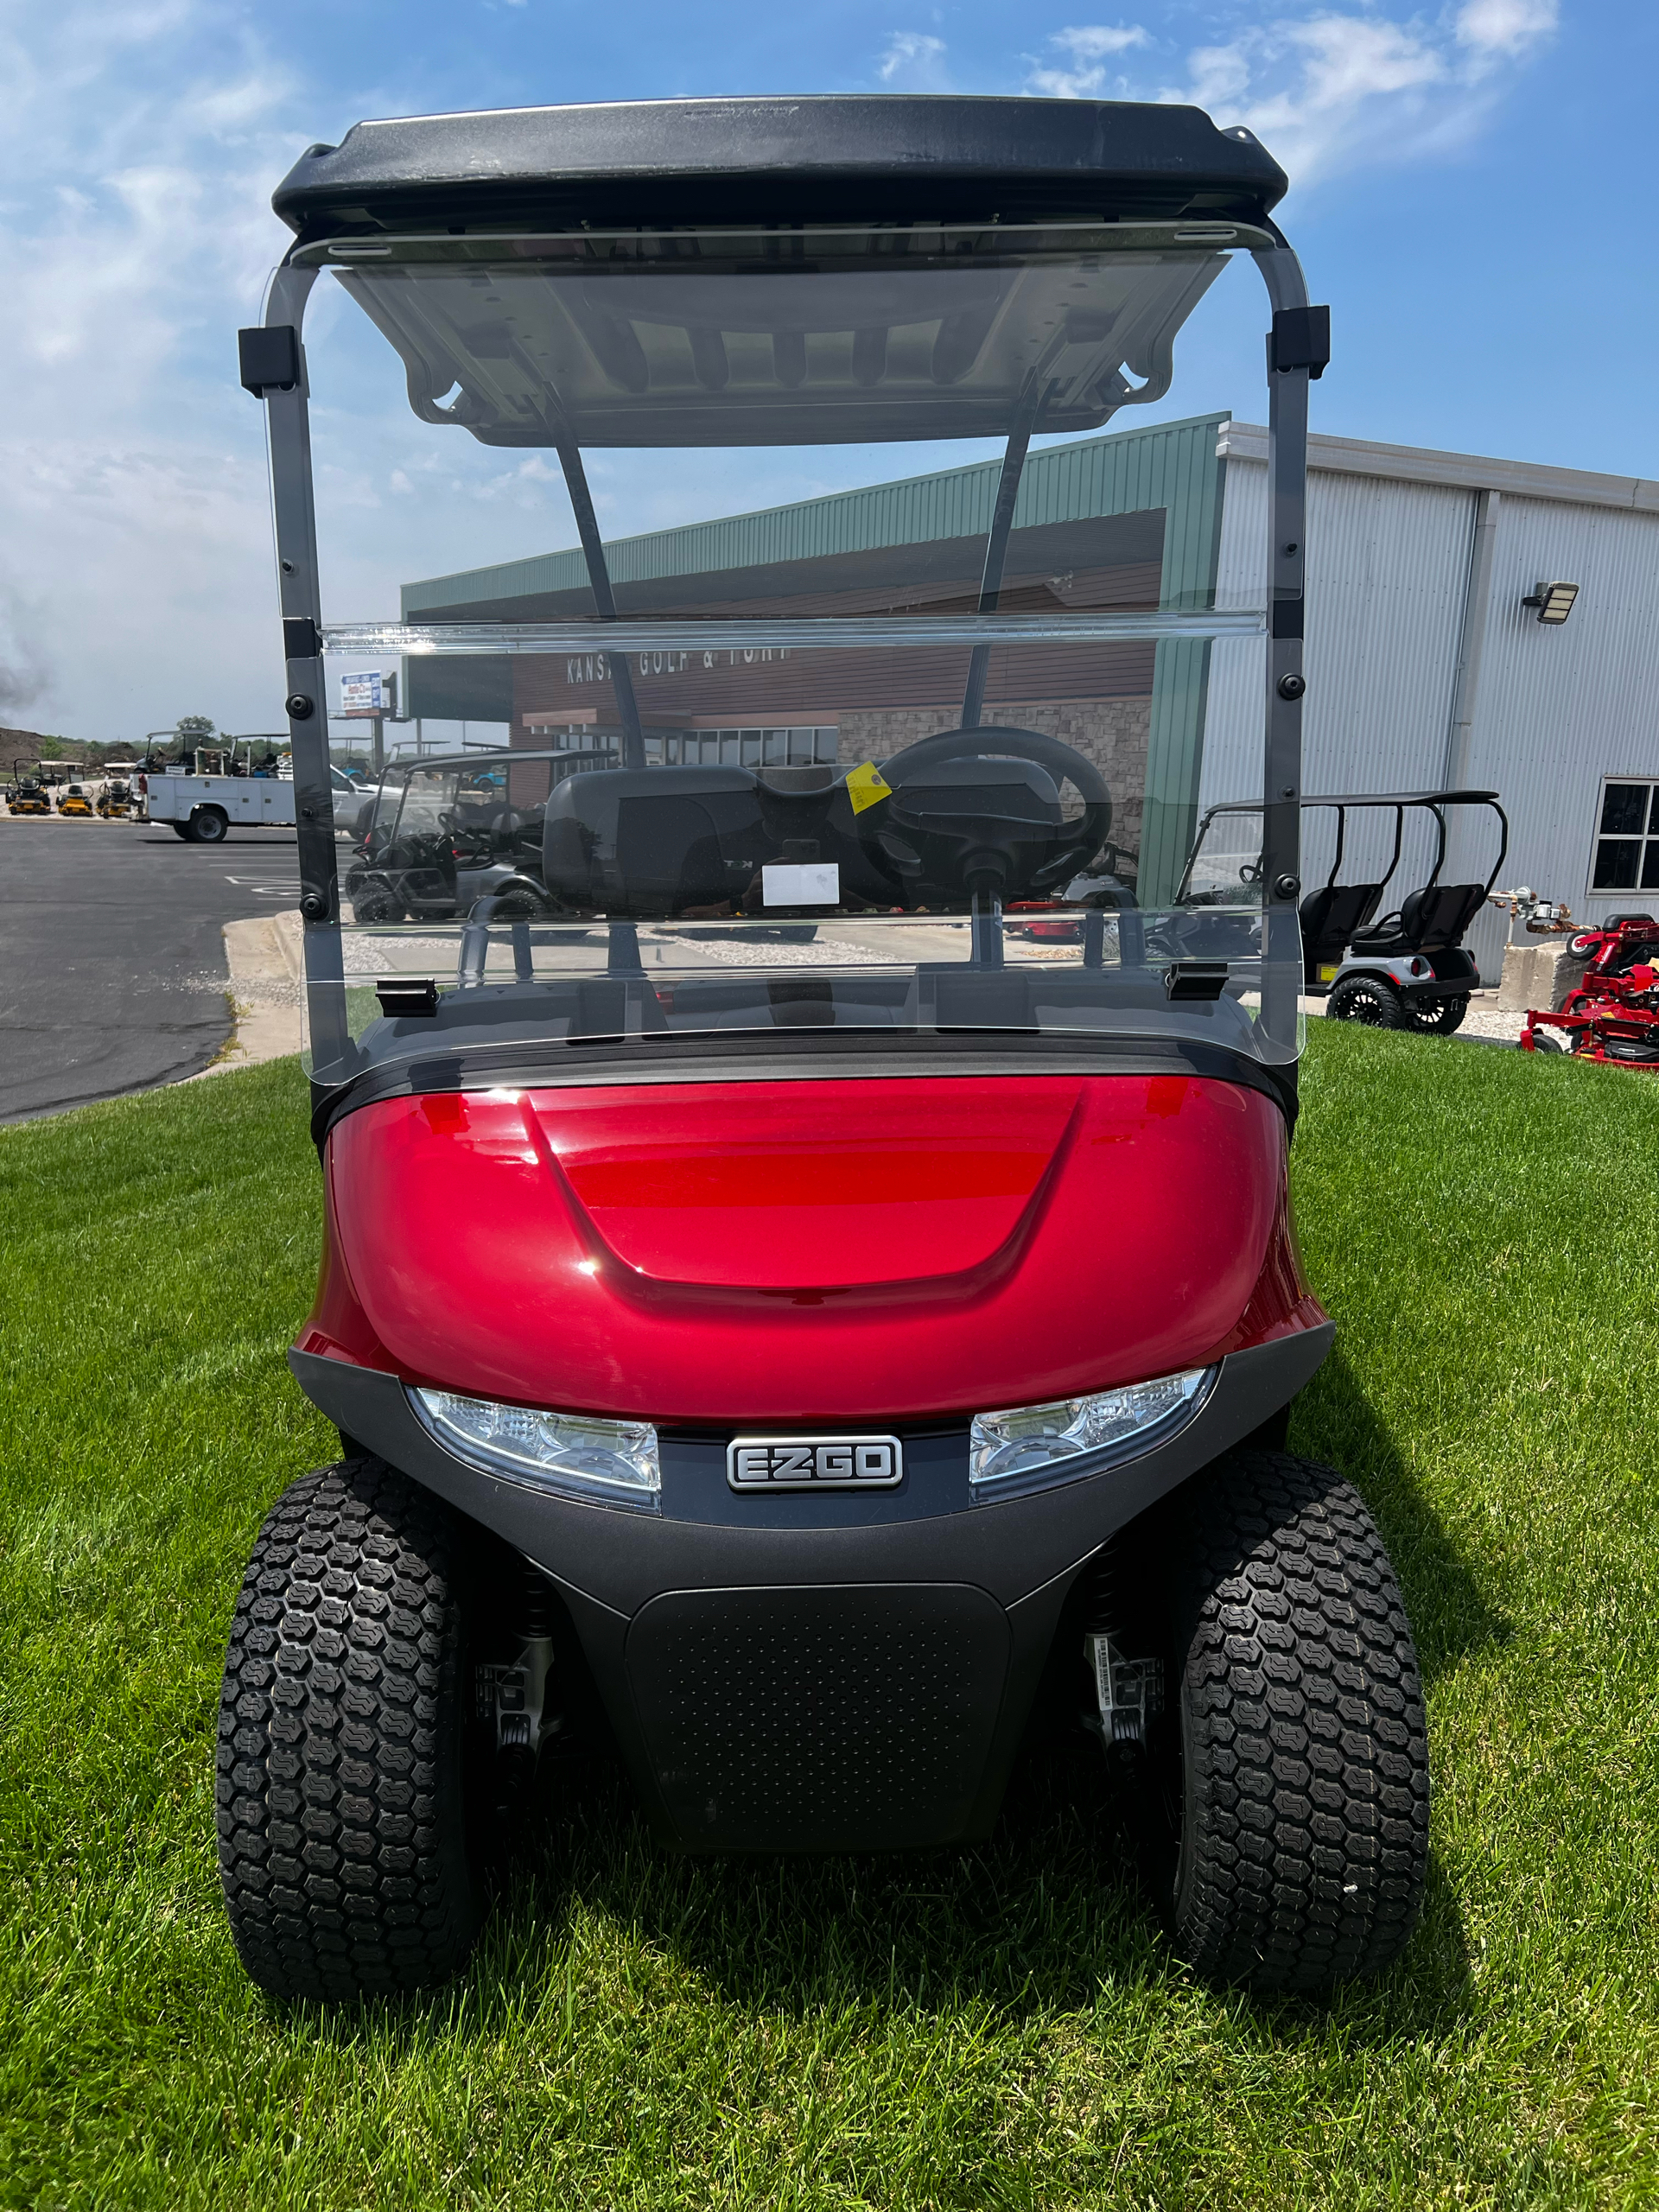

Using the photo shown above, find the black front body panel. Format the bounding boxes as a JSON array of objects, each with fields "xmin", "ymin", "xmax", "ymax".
[{"xmin": 293, "ymin": 1326, "xmax": 1332, "ymax": 1853}]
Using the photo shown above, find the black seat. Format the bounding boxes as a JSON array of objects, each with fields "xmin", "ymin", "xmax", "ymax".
[
  {"xmin": 1298, "ymin": 881, "xmax": 1384, "ymax": 968},
  {"xmin": 1350, "ymin": 883, "xmax": 1486, "ymax": 956}
]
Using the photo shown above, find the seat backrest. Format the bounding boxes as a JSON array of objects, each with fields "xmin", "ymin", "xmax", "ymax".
[
  {"xmin": 1397, "ymin": 882, "xmax": 1486, "ymax": 949},
  {"xmin": 1299, "ymin": 881, "xmax": 1384, "ymax": 964},
  {"xmin": 543, "ymin": 766, "xmax": 763, "ymax": 912}
]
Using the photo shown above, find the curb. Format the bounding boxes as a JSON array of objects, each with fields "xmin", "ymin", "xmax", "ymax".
[{"xmin": 187, "ymin": 909, "xmax": 305, "ymax": 1079}]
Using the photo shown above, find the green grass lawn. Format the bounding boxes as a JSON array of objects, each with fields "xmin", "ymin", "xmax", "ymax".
[{"xmin": 3, "ymin": 1031, "xmax": 1658, "ymax": 2209}]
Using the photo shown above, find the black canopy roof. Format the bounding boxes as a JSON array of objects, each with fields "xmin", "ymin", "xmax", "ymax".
[{"xmin": 272, "ymin": 95, "xmax": 1288, "ymax": 244}]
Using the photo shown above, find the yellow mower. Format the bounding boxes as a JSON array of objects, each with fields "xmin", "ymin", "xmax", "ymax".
[
  {"xmin": 97, "ymin": 777, "xmax": 135, "ymax": 818},
  {"xmin": 6, "ymin": 763, "xmax": 50, "ymax": 816},
  {"xmin": 57, "ymin": 783, "xmax": 95, "ymax": 818}
]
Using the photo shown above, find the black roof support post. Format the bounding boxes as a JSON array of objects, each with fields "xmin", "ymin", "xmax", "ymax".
[
  {"xmin": 960, "ymin": 377, "xmax": 1052, "ymax": 731},
  {"xmin": 1253, "ymin": 239, "xmax": 1324, "ymax": 1061},
  {"xmin": 550, "ymin": 433, "xmax": 646, "ymax": 771}
]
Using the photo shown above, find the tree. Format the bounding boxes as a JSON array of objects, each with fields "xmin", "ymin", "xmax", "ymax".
[{"xmin": 176, "ymin": 715, "xmax": 216, "ymax": 739}]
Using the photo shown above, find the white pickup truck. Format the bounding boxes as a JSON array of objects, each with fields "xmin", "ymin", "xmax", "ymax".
[{"xmin": 143, "ymin": 765, "xmax": 365, "ymax": 843}]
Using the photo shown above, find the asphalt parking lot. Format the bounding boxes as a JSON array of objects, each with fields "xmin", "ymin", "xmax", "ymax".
[{"xmin": 0, "ymin": 819, "xmax": 305, "ymax": 1122}]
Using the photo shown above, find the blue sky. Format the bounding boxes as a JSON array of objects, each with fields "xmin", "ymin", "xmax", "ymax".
[{"xmin": 0, "ymin": 0, "xmax": 1650, "ymax": 742}]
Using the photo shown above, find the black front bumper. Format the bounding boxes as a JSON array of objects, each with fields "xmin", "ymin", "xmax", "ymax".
[{"xmin": 293, "ymin": 1328, "xmax": 1332, "ymax": 1853}]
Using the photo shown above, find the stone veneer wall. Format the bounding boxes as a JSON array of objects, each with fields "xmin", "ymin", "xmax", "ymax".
[{"xmin": 836, "ymin": 699, "xmax": 1152, "ymax": 873}]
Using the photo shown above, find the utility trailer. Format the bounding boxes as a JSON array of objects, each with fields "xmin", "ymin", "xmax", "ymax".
[{"xmin": 144, "ymin": 748, "xmax": 359, "ymax": 842}]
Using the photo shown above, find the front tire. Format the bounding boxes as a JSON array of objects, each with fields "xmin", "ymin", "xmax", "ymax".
[
  {"xmin": 350, "ymin": 880, "xmax": 405, "ymax": 925},
  {"xmin": 1327, "ymin": 974, "xmax": 1405, "ymax": 1028},
  {"xmin": 486, "ymin": 886, "xmax": 550, "ymax": 921},
  {"xmin": 1166, "ymin": 1451, "xmax": 1430, "ymax": 1994},
  {"xmin": 216, "ymin": 1460, "xmax": 489, "ymax": 2002},
  {"xmin": 188, "ymin": 807, "xmax": 229, "ymax": 843}
]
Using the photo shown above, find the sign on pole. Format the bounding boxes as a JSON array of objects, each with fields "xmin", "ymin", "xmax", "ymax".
[{"xmin": 340, "ymin": 671, "xmax": 385, "ymax": 716}]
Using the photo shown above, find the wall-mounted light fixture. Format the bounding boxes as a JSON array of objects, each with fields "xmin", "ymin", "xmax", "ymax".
[{"xmin": 1521, "ymin": 580, "xmax": 1580, "ymax": 626}]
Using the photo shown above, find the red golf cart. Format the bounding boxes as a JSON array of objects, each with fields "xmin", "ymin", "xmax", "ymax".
[{"xmin": 221, "ymin": 95, "xmax": 1427, "ymax": 2003}]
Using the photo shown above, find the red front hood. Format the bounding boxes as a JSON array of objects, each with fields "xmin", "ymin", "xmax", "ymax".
[
  {"xmin": 306, "ymin": 1074, "xmax": 1321, "ymax": 1422},
  {"xmin": 546, "ymin": 1079, "xmax": 1077, "ymax": 1288}
]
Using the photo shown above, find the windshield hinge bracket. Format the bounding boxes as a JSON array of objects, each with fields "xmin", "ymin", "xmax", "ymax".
[
  {"xmin": 238, "ymin": 325, "xmax": 302, "ymax": 397},
  {"xmin": 1268, "ymin": 305, "xmax": 1330, "ymax": 378}
]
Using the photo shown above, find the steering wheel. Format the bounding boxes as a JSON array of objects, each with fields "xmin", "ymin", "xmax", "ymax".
[{"xmin": 862, "ymin": 724, "xmax": 1113, "ymax": 899}]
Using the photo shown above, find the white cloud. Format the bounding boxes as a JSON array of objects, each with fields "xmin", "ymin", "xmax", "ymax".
[
  {"xmin": 1027, "ymin": 23, "xmax": 1151, "ymax": 98},
  {"xmin": 0, "ymin": 430, "xmax": 278, "ymax": 737},
  {"xmin": 0, "ymin": 0, "xmax": 1567, "ymax": 742},
  {"xmin": 0, "ymin": 584, "xmax": 51, "ymax": 716},
  {"xmin": 1147, "ymin": 3, "xmax": 1558, "ymax": 188},
  {"xmin": 1457, "ymin": 0, "xmax": 1559, "ymax": 62},
  {"xmin": 0, "ymin": 0, "xmax": 315, "ymax": 737},
  {"xmin": 877, "ymin": 31, "xmax": 948, "ymax": 87}
]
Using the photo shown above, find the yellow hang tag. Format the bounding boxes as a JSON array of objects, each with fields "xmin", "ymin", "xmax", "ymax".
[{"xmin": 845, "ymin": 760, "xmax": 893, "ymax": 815}]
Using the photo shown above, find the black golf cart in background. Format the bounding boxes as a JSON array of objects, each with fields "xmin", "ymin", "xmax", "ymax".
[
  {"xmin": 342, "ymin": 747, "xmax": 611, "ymax": 921},
  {"xmin": 1179, "ymin": 790, "xmax": 1509, "ymax": 1033}
]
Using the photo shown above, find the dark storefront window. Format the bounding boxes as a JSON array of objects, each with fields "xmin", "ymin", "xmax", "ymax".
[{"xmin": 1592, "ymin": 779, "xmax": 1659, "ymax": 891}]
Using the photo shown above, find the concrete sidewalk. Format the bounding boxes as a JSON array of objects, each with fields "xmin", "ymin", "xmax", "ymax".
[{"xmin": 191, "ymin": 908, "xmax": 305, "ymax": 1078}]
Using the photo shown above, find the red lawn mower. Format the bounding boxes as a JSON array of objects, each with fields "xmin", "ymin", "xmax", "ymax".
[
  {"xmin": 222, "ymin": 95, "xmax": 1427, "ymax": 2005},
  {"xmin": 1523, "ymin": 914, "xmax": 1659, "ymax": 1066}
]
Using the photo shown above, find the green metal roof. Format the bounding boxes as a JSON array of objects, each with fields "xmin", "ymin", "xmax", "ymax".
[{"xmin": 402, "ymin": 411, "xmax": 1230, "ymax": 618}]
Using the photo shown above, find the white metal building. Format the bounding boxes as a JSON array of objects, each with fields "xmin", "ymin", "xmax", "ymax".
[{"xmin": 1201, "ymin": 422, "xmax": 1659, "ymax": 982}]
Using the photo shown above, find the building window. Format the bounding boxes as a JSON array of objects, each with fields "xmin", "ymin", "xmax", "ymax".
[
  {"xmin": 1592, "ymin": 779, "xmax": 1659, "ymax": 892},
  {"xmin": 531, "ymin": 725, "xmax": 840, "ymax": 768}
]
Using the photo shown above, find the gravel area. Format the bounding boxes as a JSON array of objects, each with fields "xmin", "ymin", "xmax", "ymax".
[{"xmin": 1454, "ymin": 998, "xmax": 1527, "ymax": 1045}]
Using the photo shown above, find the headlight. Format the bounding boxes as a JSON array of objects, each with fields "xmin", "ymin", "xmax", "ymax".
[
  {"xmin": 410, "ymin": 1388, "xmax": 660, "ymax": 1510},
  {"xmin": 969, "ymin": 1367, "xmax": 1214, "ymax": 1497}
]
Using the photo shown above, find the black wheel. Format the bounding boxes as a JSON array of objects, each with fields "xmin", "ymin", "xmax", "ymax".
[
  {"xmin": 486, "ymin": 887, "xmax": 550, "ymax": 921},
  {"xmin": 188, "ymin": 807, "xmax": 229, "ymax": 843},
  {"xmin": 170, "ymin": 823, "xmax": 191, "ymax": 839},
  {"xmin": 216, "ymin": 1459, "xmax": 493, "ymax": 2002},
  {"xmin": 1527, "ymin": 1028, "xmax": 1565, "ymax": 1053},
  {"xmin": 1164, "ymin": 1450, "xmax": 1429, "ymax": 1994},
  {"xmin": 1403, "ymin": 994, "xmax": 1468, "ymax": 1035},
  {"xmin": 351, "ymin": 881, "xmax": 404, "ymax": 924},
  {"xmin": 1326, "ymin": 975, "xmax": 1405, "ymax": 1028}
]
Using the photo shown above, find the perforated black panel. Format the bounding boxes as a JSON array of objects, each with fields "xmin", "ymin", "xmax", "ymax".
[{"xmin": 627, "ymin": 1583, "xmax": 1010, "ymax": 1851}]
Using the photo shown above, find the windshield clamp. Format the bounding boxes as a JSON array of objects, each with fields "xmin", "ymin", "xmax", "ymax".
[
  {"xmin": 1268, "ymin": 305, "xmax": 1330, "ymax": 378},
  {"xmin": 375, "ymin": 980, "xmax": 439, "ymax": 1017},
  {"xmin": 238, "ymin": 325, "xmax": 301, "ymax": 397},
  {"xmin": 1164, "ymin": 961, "xmax": 1230, "ymax": 1002}
]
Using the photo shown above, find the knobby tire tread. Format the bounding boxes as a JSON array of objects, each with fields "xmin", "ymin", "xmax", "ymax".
[
  {"xmin": 1171, "ymin": 1449, "xmax": 1430, "ymax": 1993},
  {"xmin": 216, "ymin": 1459, "xmax": 483, "ymax": 2002}
]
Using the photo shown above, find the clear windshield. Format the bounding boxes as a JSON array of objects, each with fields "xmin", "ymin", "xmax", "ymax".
[{"xmin": 289, "ymin": 223, "xmax": 1299, "ymax": 1085}]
